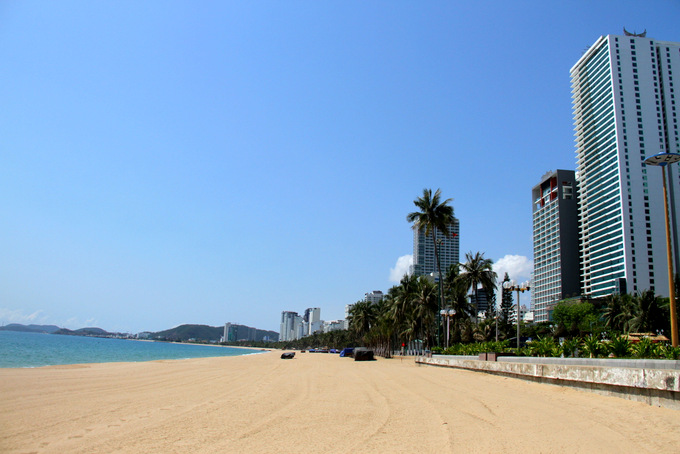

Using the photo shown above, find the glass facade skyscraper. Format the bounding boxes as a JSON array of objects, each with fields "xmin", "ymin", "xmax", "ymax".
[{"xmin": 571, "ymin": 33, "xmax": 680, "ymax": 298}]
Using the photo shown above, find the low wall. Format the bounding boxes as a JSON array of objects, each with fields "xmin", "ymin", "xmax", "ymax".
[{"xmin": 416, "ymin": 355, "xmax": 680, "ymax": 410}]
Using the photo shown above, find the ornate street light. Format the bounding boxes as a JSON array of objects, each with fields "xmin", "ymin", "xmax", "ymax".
[
  {"xmin": 503, "ymin": 280, "xmax": 531, "ymax": 350},
  {"xmin": 644, "ymin": 152, "xmax": 680, "ymax": 347}
]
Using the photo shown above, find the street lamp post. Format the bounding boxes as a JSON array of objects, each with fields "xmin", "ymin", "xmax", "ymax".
[
  {"xmin": 439, "ymin": 309, "xmax": 456, "ymax": 348},
  {"xmin": 436, "ymin": 238, "xmax": 444, "ymax": 348},
  {"xmin": 644, "ymin": 152, "xmax": 680, "ymax": 347},
  {"xmin": 503, "ymin": 280, "xmax": 531, "ymax": 350}
]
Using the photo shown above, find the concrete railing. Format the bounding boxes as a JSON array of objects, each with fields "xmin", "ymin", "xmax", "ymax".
[{"xmin": 416, "ymin": 355, "xmax": 680, "ymax": 410}]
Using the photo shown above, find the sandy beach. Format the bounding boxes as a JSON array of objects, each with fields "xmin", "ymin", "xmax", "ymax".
[{"xmin": 1, "ymin": 351, "xmax": 679, "ymax": 453}]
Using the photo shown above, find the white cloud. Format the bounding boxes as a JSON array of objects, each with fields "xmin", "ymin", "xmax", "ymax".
[
  {"xmin": 0, "ymin": 308, "xmax": 48, "ymax": 325},
  {"xmin": 493, "ymin": 255, "xmax": 533, "ymax": 283},
  {"xmin": 389, "ymin": 255, "xmax": 413, "ymax": 283},
  {"xmin": 0, "ymin": 309, "xmax": 99, "ymax": 330}
]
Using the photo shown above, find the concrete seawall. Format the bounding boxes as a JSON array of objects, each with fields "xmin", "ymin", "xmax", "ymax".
[{"xmin": 416, "ymin": 355, "xmax": 680, "ymax": 410}]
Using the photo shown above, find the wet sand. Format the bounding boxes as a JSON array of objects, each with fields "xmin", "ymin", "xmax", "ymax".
[{"xmin": 1, "ymin": 351, "xmax": 679, "ymax": 453}]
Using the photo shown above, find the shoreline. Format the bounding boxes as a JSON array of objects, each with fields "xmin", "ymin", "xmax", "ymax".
[
  {"xmin": 0, "ymin": 331, "xmax": 270, "ymax": 370},
  {"xmin": 2, "ymin": 352, "xmax": 679, "ymax": 453}
]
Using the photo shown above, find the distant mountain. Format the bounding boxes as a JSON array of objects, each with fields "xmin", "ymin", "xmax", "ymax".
[
  {"xmin": 153, "ymin": 324, "xmax": 279, "ymax": 342},
  {"xmin": 0, "ymin": 323, "xmax": 61, "ymax": 334},
  {"xmin": 153, "ymin": 324, "xmax": 222, "ymax": 342},
  {"xmin": 54, "ymin": 327, "xmax": 111, "ymax": 336}
]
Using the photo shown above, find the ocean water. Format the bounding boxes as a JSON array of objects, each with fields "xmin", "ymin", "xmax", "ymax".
[{"xmin": 0, "ymin": 330, "xmax": 262, "ymax": 368}]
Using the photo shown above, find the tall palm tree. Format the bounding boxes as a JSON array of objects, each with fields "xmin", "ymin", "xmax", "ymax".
[
  {"xmin": 412, "ymin": 276, "xmax": 439, "ymax": 348},
  {"xmin": 457, "ymin": 251, "xmax": 498, "ymax": 319},
  {"xmin": 388, "ymin": 274, "xmax": 419, "ymax": 331},
  {"xmin": 406, "ymin": 188, "xmax": 454, "ymax": 344},
  {"xmin": 442, "ymin": 263, "xmax": 474, "ymax": 340},
  {"xmin": 347, "ymin": 301, "xmax": 376, "ymax": 340}
]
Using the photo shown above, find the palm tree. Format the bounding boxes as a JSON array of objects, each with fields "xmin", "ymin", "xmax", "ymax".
[
  {"xmin": 457, "ymin": 251, "xmax": 498, "ymax": 320},
  {"xmin": 406, "ymin": 188, "xmax": 454, "ymax": 344},
  {"xmin": 442, "ymin": 263, "xmax": 474, "ymax": 341},
  {"xmin": 412, "ymin": 276, "xmax": 439, "ymax": 348},
  {"xmin": 388, "ymin": 274, "xmax": 419, "ymax": 332},
  {"xmin": 603, "ymin": 293, "xmax": 633, "ymax": 333},
  {"xmin": 347, "ymin": 301, "xmax": 376, "ymax": 340},
  {"xmin": 629, "ymin": 290, "xmax": 667, "ymax": 334}
]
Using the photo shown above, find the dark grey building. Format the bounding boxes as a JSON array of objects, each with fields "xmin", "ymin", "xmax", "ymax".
[{"xmin": 532, "ymin": 170, "xmax": 580, "ymax": 322}]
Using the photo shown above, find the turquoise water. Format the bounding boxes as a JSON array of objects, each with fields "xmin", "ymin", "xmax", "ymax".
[{"xmin": 0, "ymin": 330, "xmax": 262, "ymax": 368}]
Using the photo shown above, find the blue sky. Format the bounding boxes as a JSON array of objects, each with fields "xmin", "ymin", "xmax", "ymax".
[{"xmin": 1, "ymin": 1, "xmax": 678, "ymax": 333}]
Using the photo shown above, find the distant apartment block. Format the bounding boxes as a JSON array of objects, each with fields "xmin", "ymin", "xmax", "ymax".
[
  {"xmin": 365, "ymin": 291, "xmax": 384, "ymax": 304},
  {"xmin": 572, "ymin": 32, "xmax": 680, "ymax": 298},
  {"xmin": 322, "ymin": 320, "xmax": 345, "ymax": 332},
  {"xmin": 411, "ymin": 219, "xmax": 460, "ymax": 277},
  {"xmin": 508, "ymin": 304, "xmax": 530, "ymax": 324},
  {"xmin": 470, "ymin": 288, "xmax": 492, "ymax": 315},
  {"xmin": 344, "ymin": 303, "xmax": 354, "ymax": 330},
  {"xmin": 280, "ymin": 311, "xmax": 301, "ymax": 342},
  {"xmin": 532, "ymin": 170, "xmax": 580, "ymax": 322},
  {"xmin": 280, "ymin": 308, "xmax": 330, "ymax": 341},
  {"xmin": 303, "ymin": 307, "xmax": 322, "ymax": 336}
]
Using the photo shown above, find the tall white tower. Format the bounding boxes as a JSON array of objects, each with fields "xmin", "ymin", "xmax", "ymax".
[{"xmin": 571, "ymin": 32, "xmax": 680, "ymax": 298}]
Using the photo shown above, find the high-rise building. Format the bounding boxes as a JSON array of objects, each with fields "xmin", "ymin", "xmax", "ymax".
[
  {"xmin": 280, "ymin": 311, "xmax": 301, "ymax": 342},
  {"xmin": 532, "ymin": 170, "xmax": 581, "ymax": 322},
  {"xmin": 571, "ymin": 32, "xmax": 680, "ymax": 298},
  {"xmin": 303, "ymin": 307, "xmax": 322, "ymax": 336},
  {"xmin": 470, "ymin": 288, "xmax": 492, "ymax": 315},
  {"xmin": 411, "ymin": 219, "xmax": 460, "ymax": 277}
]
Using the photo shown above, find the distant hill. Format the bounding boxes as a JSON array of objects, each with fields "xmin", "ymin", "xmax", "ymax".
[
  {"xmin": 152, "ymin": 324, "xmax": 278, "ymax": 342},
  {"xmin": 54, "ymin": 327, "xmax": 111, "ymax": 336},
  {"xmin": 153, "ymin": 324, "xmax": 222, "ymax": 342},
  {"xmin": 0, "ymin": 323, "xmax": 61, "ymax": 334}
]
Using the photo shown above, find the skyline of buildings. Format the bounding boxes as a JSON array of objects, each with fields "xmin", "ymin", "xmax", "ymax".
[
  {"xmin": 279, "ymin": 307, "xmax": 345, "ymax": 342},
  {"xmin": 571, "ymin": 32, "xmax": 680, "ymax": 299},
  {"xmin": 276, "ymin": 31, "xmax": 680, "ymax": 337}
]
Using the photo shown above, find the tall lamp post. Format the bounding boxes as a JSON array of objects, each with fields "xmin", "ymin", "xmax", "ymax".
[
  {"xmin": 439, "ymin": 309, "xmax": 456, "ymax": 348},
  {"xmin": 644, "ymin": 152, "xmax": 680, "ymax": 347},
  {"xmin": 436, "ymin": 238, "xmax": 444, "ymax": 347},
  {"xmin": 503, "ymin": 280, "xmax": 531, "ymax": 350}
]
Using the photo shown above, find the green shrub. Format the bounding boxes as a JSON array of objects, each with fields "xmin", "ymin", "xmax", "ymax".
[
  {"xmin": 606, "ymin": 336, "xmax": 631, "ymax": 358},
  {"xmin": 560, "ymin": 338, "xmax": 581, "ymax": 358},
  {"xmin": 632, "ymin": 337, "xmax": 658, "ymax": 358},
  {"xmin": 582, "ymin": 334, "xmax": 603, "ymax": 358},
  {"xmin": 529, "ymin": 336, "xmax": 558, "ymax": 357},
  {"xmin": 659, "ymin": 343, "xmax": 680, "ymax": 360}
]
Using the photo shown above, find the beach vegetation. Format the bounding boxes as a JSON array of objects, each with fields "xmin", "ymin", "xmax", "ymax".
[
  {"xmin": 456, "ymin": 251, "xmax": 497, "ymax": 318},
  {"xmin": 560, "ymin": 337, "xmax": 581, "ymax": 358},
  {"xmin": 606, "ymin": 336, "xmax": 632, "ymax": 358},
  {"xmin": 528, "ymin": 336, "xmax": 558, "ymax": 357},
  {"xmin": 581, "ymin": 334, "xmax": 603, "ymax": 358}
]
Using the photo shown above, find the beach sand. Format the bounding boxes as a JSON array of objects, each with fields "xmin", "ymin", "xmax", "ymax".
[{"xmin": 1, "ymin": 351, "xmax": 679, "ymax": 453}]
